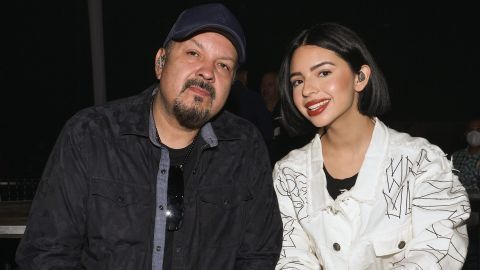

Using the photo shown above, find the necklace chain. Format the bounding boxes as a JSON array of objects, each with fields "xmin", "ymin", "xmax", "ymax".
[{"xmin": 155, "ymin": 131, "xmax": 197, "ymax": 169}]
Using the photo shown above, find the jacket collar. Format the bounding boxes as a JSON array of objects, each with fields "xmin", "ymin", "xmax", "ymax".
[
  {"xmin": 349, "ymin": 117, "xmax": 389, "ymax": 202},
  {"xmin": 118, "ymin": 85, "xmax": 154, "ymax": 138},
  {"xmin": 309, "ymin": 118, "xmax": 390, "ymax": 212}
]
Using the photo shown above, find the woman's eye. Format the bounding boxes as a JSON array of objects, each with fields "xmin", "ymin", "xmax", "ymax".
[
  {"xmin": 291, "ymin": 80, "xmax": 303, "ymax": 87},
  {"xmin": 319, "ymin": 70, "xmax": 331, "ymax": 77}
]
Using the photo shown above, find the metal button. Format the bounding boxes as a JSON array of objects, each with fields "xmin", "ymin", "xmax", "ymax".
[
  {"xmin": 161, "ymin": 169, "xmax": 166, "ymax": 174},
  {"xmin": 398, "ymin": 240, "xmax": 406, "ymax": 249},
  {"xmin": 159, "ymin": 205, "xmax": 164, "ymax": 210},
  {"xmin": 156, "ymin": 246, "xmax": 161, "ymax": 252},
  {"xmin": 333, "ymin": 242, "xmax": 341, "ymax": 251}
]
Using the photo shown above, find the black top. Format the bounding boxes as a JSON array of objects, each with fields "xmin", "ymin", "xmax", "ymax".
[
  {"xmin": 163, "ymin": 143, "xmax": 193, "ymax": 270},
  {"xmin": 324, "ymin": 166, "xmax": 358, "ymax": 200}
]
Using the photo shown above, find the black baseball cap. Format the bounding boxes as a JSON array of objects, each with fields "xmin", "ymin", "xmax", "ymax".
[{"xmin": 163, "ymin": 3, "xmax": 246, "ymax": 64}]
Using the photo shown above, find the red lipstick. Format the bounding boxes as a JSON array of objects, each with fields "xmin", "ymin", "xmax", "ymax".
[{"xmin": 305, "ymin": 99, "xmax": 330, "ymax": 116}]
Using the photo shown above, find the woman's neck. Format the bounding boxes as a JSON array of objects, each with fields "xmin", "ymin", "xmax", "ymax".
[
  {"xmin": 321, "ymin": 115, "xmax": 375, "ymax": 179},
  {"xmin": 322, "ymin": 115, "xmax": 375, "ymax": 149}
]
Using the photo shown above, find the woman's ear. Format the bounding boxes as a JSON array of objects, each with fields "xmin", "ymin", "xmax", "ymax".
[
  {"xmin": 354, "ymin": 65, "xmax": 371, "ymax": 92},
  {"xmin": 154, "ymin": 48, "xmax": 166, "ymax": 80}
]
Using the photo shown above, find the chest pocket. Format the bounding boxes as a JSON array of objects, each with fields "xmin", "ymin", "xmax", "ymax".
[
  {"xmin": 89, "ymin": 178, "xmax": 152, "ymax": 240},
  {"xmin": 91, "ymin": 177, "xmax": 152, "ymax": 207},
  {"xmin": 198, "ymin": 185, "xmax": 253, "ymax": 247},
  {"xmin": 372, "ymin": 225, "xmax": 411, "ymax": 267}
]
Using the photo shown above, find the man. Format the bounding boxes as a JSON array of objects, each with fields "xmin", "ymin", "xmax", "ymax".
[
  {"xmin": 259, "ymin": 70, "xmax": 315, "ymax": 165},
  {"xmin": 260, "ymin": 70, "xmax": 281, "ymax": 139},
  {"xmin": 224, "ymin": 66, "xmax": 273, "ymax": 143},
  {"xmin": 16, "ymin": 3, "xmax": 282, "ymax": 269},
  {"xmin": 260, "ymin": 71, "xmax": 280, "ymax": 115}
]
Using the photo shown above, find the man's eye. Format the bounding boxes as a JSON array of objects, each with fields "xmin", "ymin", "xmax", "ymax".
[
  {"xmin": 218, "ymin": 63, "xmax": 231, "ymax": 71},
  {"xmin": 187, "ymin": 51, "xmax": 199, "ymax": 57}
]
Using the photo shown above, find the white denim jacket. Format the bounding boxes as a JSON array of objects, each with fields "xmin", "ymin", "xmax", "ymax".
[{"xmin": 274, "ymin": 118, "xmax": 470, "ymax": 270}]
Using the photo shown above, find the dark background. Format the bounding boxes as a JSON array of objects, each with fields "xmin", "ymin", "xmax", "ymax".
[{"xmin": 1, "ymin": 0, "xmax": 478, "ymax": 177}]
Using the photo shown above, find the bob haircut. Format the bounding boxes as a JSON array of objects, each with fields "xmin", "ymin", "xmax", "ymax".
[{"xmin": 279, "ymin": 22, "xmax": 390, "ymax": 136}]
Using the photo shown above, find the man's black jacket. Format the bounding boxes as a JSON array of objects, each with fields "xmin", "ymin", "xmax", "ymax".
[{"xmin": 16, "ymin": 86, "xmax": 283, "ymax": 269}]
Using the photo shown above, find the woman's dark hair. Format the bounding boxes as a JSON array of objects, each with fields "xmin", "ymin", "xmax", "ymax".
[{"xmin": 279, "ymin": 22, "xmax": 390, "ymax": 136}]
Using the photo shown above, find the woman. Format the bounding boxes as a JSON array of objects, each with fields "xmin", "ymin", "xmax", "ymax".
[{"xmin": 273, "ymin": 23, "xmax": 470, "ymax": 269}]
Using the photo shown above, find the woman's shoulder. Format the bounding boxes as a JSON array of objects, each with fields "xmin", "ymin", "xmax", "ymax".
[
  {"xmin": 383, "ymin": 125, "xmax": 450, "ymax": 172},
  {"xmin": 275, "ymin": 135, "xmax": 317, "ymax": 167},
  {"xmin": 385, "ymin": 124, "xmax": 445, "ymax": 155}
]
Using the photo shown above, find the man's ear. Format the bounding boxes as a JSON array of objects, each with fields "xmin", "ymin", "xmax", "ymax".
[
  {"xmin": 354, "ymin": 65, "xmax": 371, "ymax": 92},
  {"xmin": 155, "ymin": 48, "xmax": 167, "ymax": 80}
]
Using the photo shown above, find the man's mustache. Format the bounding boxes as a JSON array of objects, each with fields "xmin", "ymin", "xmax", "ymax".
[{"xmin": 183, "ymin": 79, "xmax": 216, "ymax": 99}]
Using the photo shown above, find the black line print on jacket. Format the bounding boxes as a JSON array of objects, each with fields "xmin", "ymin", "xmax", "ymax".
[
  {"xmin": 276, "ymin": 259, "xmax": 304, "ymax": 270},
  {"xmin": 274, "ymin": 167, "xmax": 309, "ymax": 260},
  {"xmin": 384, "ymin": 152, "xmax": 415, "ymax": 219},
  {"xmin": 385, "ymin": 148, "xmax": 470, "ymax": 268}
]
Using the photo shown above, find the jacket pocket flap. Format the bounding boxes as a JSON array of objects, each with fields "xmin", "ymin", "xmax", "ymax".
[
  {"xmin": 91, "ymin": 177, "xmax": 151, "ymax": 206},
  {"xmin": 199, "ymin": 185, "xmax": 253, "ymax": 208},
  {"xmin": 372, "ymin": 225, "xmax": 411, "ymax": 256}
]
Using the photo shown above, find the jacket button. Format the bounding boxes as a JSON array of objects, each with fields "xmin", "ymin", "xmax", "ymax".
[
  {"xmin": 159, "ymin": 205, "xmax": 164, "ymax": 210},
  {"xmin": 398, "ymin": 240, "xmax": 406, "ymax": 249},
  {"xmin": 156, "ymin": 245, "xmax": 161, "ymax": 252},
  {"xmin": 161, "ymin": 169, "xmax": 166, "ymax": 174},
  {"xmin": 333, "ymin": 242, "xmax": 341, "ymax": 251},
  {"xmin": 116, "ymin": 196, "xmax": 124, "ymax": 203},
  {"xmin": 223, "ymin": 199, "xmax": 230, "ymax": 205}
]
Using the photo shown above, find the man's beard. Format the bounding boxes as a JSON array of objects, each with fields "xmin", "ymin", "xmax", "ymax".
[{"xmin": 173, "ymin": 79, "xmax": 216, "ymax": 129}]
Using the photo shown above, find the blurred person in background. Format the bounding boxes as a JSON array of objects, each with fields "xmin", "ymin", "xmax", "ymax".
[
  {"xmin": 452, "ymin": 116, "xmax": 480, "ymax": 194},
  {"xmin": 224, "ymin": 66, "xmax": 274, "ymax": 143},
  {"xmin": 260, "ymin": 70, "xmax": 314, "ymax": 166}
]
